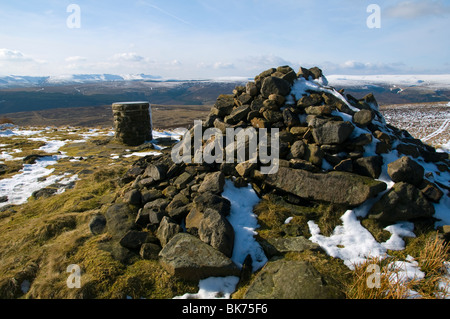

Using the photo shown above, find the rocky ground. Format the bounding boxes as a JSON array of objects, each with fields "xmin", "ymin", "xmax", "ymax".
[{"xmin": 0, "ymin": 66, "xmax": 449, "ymax": 299}]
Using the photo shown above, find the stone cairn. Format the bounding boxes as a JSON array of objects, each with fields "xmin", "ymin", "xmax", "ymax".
[
  {"xmin": 112, "ymin": 101, "xmax": 152, "ymax": 146},
  {"xmin": 93, "ymin": 66, "xmax": 450, "ymax": 298}
]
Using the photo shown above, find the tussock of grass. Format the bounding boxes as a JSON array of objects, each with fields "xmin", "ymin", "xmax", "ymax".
[{"xmin": 346, "ymin": 234, "xmax": 450, "ymax": 299}]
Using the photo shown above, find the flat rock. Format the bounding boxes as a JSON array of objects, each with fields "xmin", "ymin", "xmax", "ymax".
[
  {"xmin": 158, "ymin": 233, "xmax": 240, "ymax": 282},
  {"xmin": 264, "ymin": 167, "xmax": 387, "ymax": 206},
  {"xmin": 243, "ymin": 260, "xmax": 344, "ymax": 299}
]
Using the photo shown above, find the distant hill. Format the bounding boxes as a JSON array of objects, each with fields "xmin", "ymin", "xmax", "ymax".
[{"xmin": 0, "ymin": 73, "xmax": 449, "ymax": 115}]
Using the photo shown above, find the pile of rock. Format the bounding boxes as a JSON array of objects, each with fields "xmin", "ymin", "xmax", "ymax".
[{"xmin": 93, "ymin": 65, "xmax": 449, "ymax": 297}]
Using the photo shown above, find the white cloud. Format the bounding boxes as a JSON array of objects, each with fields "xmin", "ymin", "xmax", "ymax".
[
  {"xmin": 111, "ymin": 52, "xmax": 145, "ymax": 62},
  {"xmin": 65, "ymin": 56, "xmax": 87, "ymax": 63},
  {"xmin": 213, "ymin": 62, "xmax": 235, "ymax": 69},
  {"xmin": 0, "ymin": 49, "xmax": 32, "ymax": 62},
  {"xmin": 385, "ymin": 0, "xmax": 450, "ymax": 19}
]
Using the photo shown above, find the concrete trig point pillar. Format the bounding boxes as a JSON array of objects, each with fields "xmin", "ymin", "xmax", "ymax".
[{"xmin": 112, "ymin": 101, "xmax": 153, "ymax": 146}]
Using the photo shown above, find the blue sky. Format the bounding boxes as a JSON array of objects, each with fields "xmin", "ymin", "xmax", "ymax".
[{"xmin": 0, "ymin": 0, "xmax": 449, "ymax": 78}]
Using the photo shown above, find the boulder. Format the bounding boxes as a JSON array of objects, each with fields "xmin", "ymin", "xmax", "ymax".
[
  {"xmin": 419, "ymin": 180, "xmax": 444, "ymax": 203},
  {"xmin": 212, "ymin": 94, "xmax": 235, "ymax": 117},
  {"xmin": 261, "ymin": 76, "xmax": 291, "ymax": 98},
  {"xmin": 105, "ymin": 203, "xmax": 136, "ymax": 239},
  {"xmin": 246, "ymin": 82, "xmax": 258, "ymax": 96},
  {"xmin": 123, "ymin": 189, "xmax": 142, "ymax": 206},
  {"xmin": 225, "ymin": 105, "xmax": 251, "ymax": 125},
  {"xmin": 312, "ymin": 121, "xmax": 354, "ymax": 145},
  {"xmin": 89, "ymin": 214, "xmax": 107, "ymax": 235},
  {"xmin": 243, "ymin": 260, "xmax": 344, "ymax": 299},
  {"xmin": 186, "ymin": 192, "xmax": 231, "ymax": 231},
  {"xmin": 156, "ymin": 216, "xmax": 182, "ymax": 247},
  {"xmin": 289, "ymin": 140, "xmax": 306, "ymax": 159},
  {"xmin": 387, "ymin": 156, "xmax": 424, "ymax": 187},
  {"xmin": 173, "ymin": 172, "xmax": 194, "ymax": 189},
  {"xmin": 264, "ymin": 167, "xmax": 387, "ymax": 206},
  {"xmin": 353, "ymin": 109, "xmax": 374, "ymax": 126},
  {"xmin": 143, "ymin": 164, "xmax": 167, "ymax": 182},
  {"xmin": 369, "ymin": 182, "xmax": 435, "ymax": 225},
  {"xmin": 352, "ymin": 156, "xmax": 383, "ymax": 179},
  {"xmin": 235, "ymin": 160, "xmax": 257, "ymax": 177},
  {"xmin": 198, "ymin": 209, "xmax": 235, "ymax": 258},
  {"xmin": 283, "ymin": 108, "xmax": 300, "ymax": 127},
  {"xmin": 140, "ymin": 243, "xmax": 161, "ymax": 260},
  {"xmin": 158, "ymin": 233, "xmax": 240, "ymax": 281},
  {"xmin": 198, "ymin": 171, "xmax": 225, "ymax": 194},
  {"xmin": 119, "ymin": 230, "xmax": 149, "ymax": 250}
]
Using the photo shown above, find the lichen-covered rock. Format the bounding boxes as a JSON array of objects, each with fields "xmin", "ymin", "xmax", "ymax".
[
  {"xmin": 158, "ymin": 233, "xmax": 240, "ymax": 282},
  {"xmin": 243, "ymin": 260, "xmax": 344, "ymax": 299}
]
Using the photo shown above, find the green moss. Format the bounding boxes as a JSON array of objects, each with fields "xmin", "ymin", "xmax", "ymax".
[{"xmin": 107, "ymin": 260, "xmax": 198, "ymax": 299}]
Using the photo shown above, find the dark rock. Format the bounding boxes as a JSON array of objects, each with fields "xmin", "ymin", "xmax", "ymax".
[
  {"xmin": 289, "ymin": 140, "xmax": 306, "ymax": 159},
  {"xmin": 297, "ymin": 94, "xmax": 323, "ymax": 108},
  {"xmin": 243, "ymin": 260, "xmax": 344, "ymax": 299},
  {"xmin": 264, "ymin": 167, "xmax": 387, "ymax": 206},
  {"xmin": 297, "ymin": 67, "xmax": 312, "ymax": 80},
  {"xmin": 283, "ymin": 108, "xmax": 300, "ymax": 127},
  {"xmin": 168, "ymin": 204, "xmax": 192, "ymax": 224},
  {"xmin": 352, "ymin": 156, "xmax": 383, "ymax": 179},
  {"xmin": 158, "ymin": 233, "xmax": 240, "ymax": 282},
  {"xmin": 143, "ymin": 198, "xmax": 170, "ymax": 212},
  {"xmin": 141, "ymin": 189, "xmax": 163, "ymax": 204},
  {"xmin": 212, "ymin": 94, "xmax": 235, "ymax": 117},
  {"xmin": 262, "ymin": 110, "xmax": 284, "ymax": 123},
  {"xmin": 353, "ymin": 109, "xmax": 374, "ymax": 126},
  {"xmin": 198, "ymin": 171, "xmax": 225, "ymax": 194},
  {"xmin": 246, "ymin": 82, "xmax": 258, "ymax": 96},
  {"xmin": 105, "ymin": 203, "xmax": 136, "ymax": 239},
  {"xmin": 135, "ymin": 208, "xmax": 150, "ymax": 226},
  {"xmin": 225, "ymin": 105, "xmax": 251, "ymax": 125},
  {"xmin": 334, "ymin": 158, "xmax": 353, "ymax": 172},
  {"xmin": 387, "ymin": 156, "xmax": 424, "ymax": 187},
  {"xmin": 156, "ymin": 216, "xmax": 182, "ymax": 247},
  {"xmin": 369, "ymin": 182, "xmax": 435, "ymax": 225},
  {"xmin": 261, "ymin": 76, "xmax": 291, "ymax": 98},
  {"xmin": 173, "ymin": 172, "xmax": 194, "ymax": 189},
  {"xmin": 89, "ymin": 214, "xmax": 107, "ymax": 235},
  {"xmin": 198, "ymin": 209, "xmax": 235, "ymax": 258},
  {"xmin": 265, "ymin": 237, "xmax": 321, "ymax": 255},
  {"xmin": 32, "ymin": 187, "xmax": 57, "ymax": 199},
  {"xmin": 23, "ymin": 154, "xmax": 47, "ymax": 165},
  {"xmin": 312, "ymin": 121, "xmax": 354, "ymax": 145},
  {"xmin": 143, "ymin": 164, "xmax": 167, "ymax": 182},
  {"xmin": 309, "ymin": 67, "xmax": 324, "ymax": 80},
  {"xmin": 419, "ymin": 180, "xmax": 444, "ymax": 203},
  {"xmin": 123, "ymin": 189, "xmax": 142, "ymax": 206},
  {"xmin": 139, "ymin": 243, "xmax": 161, "ymax": 260},
  {"xmin": 235, "ymin": 160, "xmax": 257, "ymax": 177},
  {"xmin": 119, "ymin": 230, "xmax": 149, "ymax": 250},
  {"xmin": 396, "ymin": 143, "xmax": 420, "ymax": 158},
  {"xmin": 193, "ymin": 192, "xmax": 231, "ymax": 216},
  {"xmin": 0, "ymin": 196, "xmax": 8, "ymax": 203}
]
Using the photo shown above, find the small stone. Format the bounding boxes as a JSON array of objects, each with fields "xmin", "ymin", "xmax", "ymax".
[{"xmin": 89, "ymin": 215, "xmax": 107, "ymax": 235}]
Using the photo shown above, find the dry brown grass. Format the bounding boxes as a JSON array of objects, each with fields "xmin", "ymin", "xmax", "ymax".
[{"xmin": 346, "ymin": 234, "xmax": 450, "ymax": 299}]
